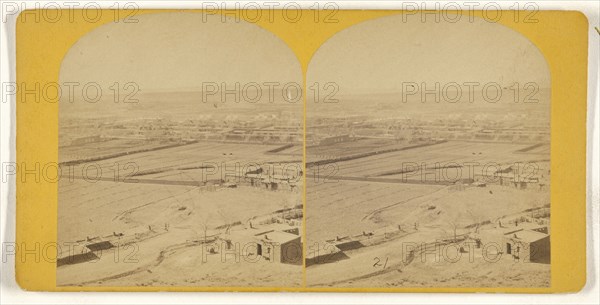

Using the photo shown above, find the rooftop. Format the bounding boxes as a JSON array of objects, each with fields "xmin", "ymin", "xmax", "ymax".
[
  {"xmin": 256, "ymin": 230, "xmax": 300, "ymax": 245},
  {"xmin": 506, "ymin": 229, "xmax": 549, "ymax": 243}
]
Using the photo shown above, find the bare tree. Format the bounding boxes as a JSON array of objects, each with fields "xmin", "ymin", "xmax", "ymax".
[
  {"xmin": 199, "ymin": 215, "xmax": 210, "ymax": 243},
  {"xmin": 449, "ymin": 221, "xmax": 459, "ymax": 242},
  {"xmin": 466, "ymin": 209, "xmax": 483, "ymax": 233},
  {"xmin": 217, "ymin": 208, "xmax": 232, "ymax": 234}
]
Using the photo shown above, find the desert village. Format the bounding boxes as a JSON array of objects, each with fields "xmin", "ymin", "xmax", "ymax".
[
  {"xmin": 53, "ymin": 11, "xmax": 312, "ymax": 287},
  {"xmin": 56, "ymin": 97, "xmax": 551, "ymax": 288},
  {"xmin": 299, "ymin": 11, "xmax": 552, "ymax": 286},
  {"xmin": 57, "ymin": 95, "xmax": 305, "ymax": 287},
  {"xmin": 305, "ymin": 96, "xmax": 551, "ymax": 287},
  {"xmin": 54, "ymin": 11, "xmax": 552, "ymax": 289}
]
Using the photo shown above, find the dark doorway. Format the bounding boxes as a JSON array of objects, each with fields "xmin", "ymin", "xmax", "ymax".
[
  {"xmin": 506, "ymin": 243, "xmax": 512, "ymax": 254},
  {"xmin": 257, "ymin": 243, "xmax": 262, "ymax": 256}
]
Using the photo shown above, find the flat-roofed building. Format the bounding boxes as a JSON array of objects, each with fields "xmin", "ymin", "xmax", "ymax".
[{"xmin": 503, "ymin": 228, "xmax": 550, "ymax": 263}]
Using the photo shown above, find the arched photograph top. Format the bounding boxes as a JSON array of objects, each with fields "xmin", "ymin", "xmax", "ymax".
[
  {"xmin": 57, "ymin": 12, "xmax": 304, "ymax": 287},
  {"xmin": 305, "ymin": 14, "xmax": 551, "ymax": 288}
]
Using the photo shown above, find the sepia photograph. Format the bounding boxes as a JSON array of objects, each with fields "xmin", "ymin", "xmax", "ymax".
[
  {"xmin": 305, "ymin": 14, "xmax": 551, "ymax": 287},
  {"xmin": 56, "ymin": 12, "xmax": 304, "ymax": 287},
  {"xmin": 53, "ymin": 10, "xmax": 554, "ymax": 289},
  {"xmin": 4, "ymin": 0, "xmax": 595, "ymax": 302}
]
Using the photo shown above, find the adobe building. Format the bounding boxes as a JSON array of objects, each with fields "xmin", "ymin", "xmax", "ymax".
[
  {"xmin": 503, "ymin": 227, "xmax": 550, "ymax": 263},
  {"xmin": 57, "ymin": 240, "xmax": 113, "ymax": 267},
  {"xmin": 253, "ymin": 229, "xmax": 302, "ymax": 265}
]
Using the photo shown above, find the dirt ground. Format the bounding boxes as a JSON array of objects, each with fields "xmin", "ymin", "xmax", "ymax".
[
  {"xmin": 307, "ymin": 222, "xmax": 550, "ymax": 288},
  {"xmin": 57, "ymin": 179, "xmax": 302, "ymax": 286},
  {"xmin": 306, "ymin": 159, "xmax": 549, "ymax": 287},
  {"xmin": 57, "ymin": 227, "xmax": 302, "ymax": 287}
]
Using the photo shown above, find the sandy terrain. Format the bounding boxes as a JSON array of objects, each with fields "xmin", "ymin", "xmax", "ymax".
[
  {"xmin": 57, "ymin": 140, "xmax": 303, "ymax": 286},
  {"xmin": 307, "ymin": 181, "xmax": 442, "ymax": 244},
  {"xmin": 58, "ymin": 226, "xmax": 302, "ymax": 287},
  {"xmin": 307, "ymin": 218, "xmax": 550, "ymax": 288},
  {"xmin": 306, "ymin": 140, "xmax": 550, "ymax": 287},
  {"xmin": 320, "ymin": 141, "xmax": 548, "ymax": 178}
]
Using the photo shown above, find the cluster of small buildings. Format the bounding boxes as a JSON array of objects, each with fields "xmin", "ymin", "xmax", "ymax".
[
  {"xmin": 243, "ymin": 173, "xmax": 300, "ymax": 191},
  {"xmin": 495, "ymin": 165, "xmax": 550, "ymax": 190},
  {"xmin": 224, "ymin": 224, "xmax": 303, "ymax": 265},
  {"xmin": 502, "ymin": 225, "xmax": 550, "ymax": 263},
  {"xmin": 222, "ymin": 164, "xmax": 302, "ymax": 192},
  {"xmin": 307, "ymin": 114, "xmax": 550, "ymax": 146},
  {"xmin": 61, "ymin": 113, "xmax": 303, "ymax": 147}
]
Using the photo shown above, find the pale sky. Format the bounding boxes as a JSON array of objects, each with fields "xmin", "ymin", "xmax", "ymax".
[
  {"xmin": 308, "ymin": 14, "xmax": 550, "ymax": 94},
  {"xmin": 60, "ymin": 12, "xmax": 550, "ymax": 98},
  {"xmin": 59, "ymin": 12, "xmax": 301, "ymax": 91}
]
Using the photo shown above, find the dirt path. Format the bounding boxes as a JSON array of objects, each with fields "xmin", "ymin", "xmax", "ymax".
[
  {"xmin": 66, "ymin": 238, "xmax": 215, "ymax": 286},
  {"xmin": 361, "ymin": 186, "xmax": 450, "ymax": 222},
  {"xmin": 112, "ymin": 188, "xmax": 196, "ymax": 222}
]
